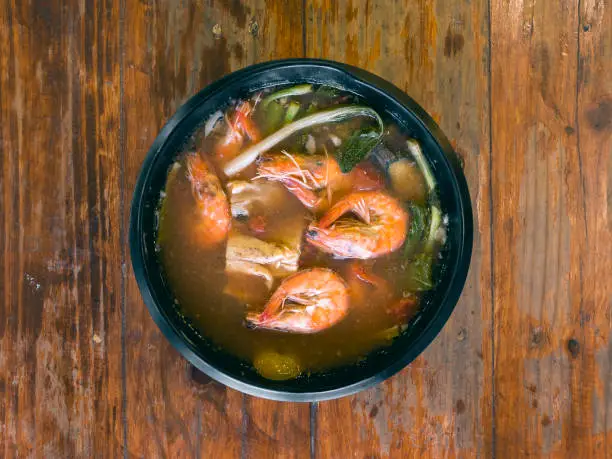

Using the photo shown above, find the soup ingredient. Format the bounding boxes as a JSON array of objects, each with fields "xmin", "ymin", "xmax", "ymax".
[
  {"xmin": 215, "ymin": 101, "xmax": 260, "ymax": 164},
  {"xmin": 388, "ymin": 160, "xmax": 427, "ymax": 203},
  {"xmin": 256, "ymin": 153, "xmax": 384, "ymax": 212},
  {"xmin": 345, "ymin": 261, "xmax": 391, "ymax": 305},
  {"xmin": 374, "ymin": 325, "xmax": 402, "ymax": 342},
  {"xmin": 223, "ymin": 106, "xmax": 384, "ymax": 176},
  {"xmin": 246, "ymin": 268, "xmax": 349, "ymax": 333},
  {"xmin": 185, "ymin": 153, "xmax": 230, "ymax": 247},
  {"xmin": 350, "ymin": 162, "xmax": 385, "ymax": 191},
  {"xmin": 335, "ymin": 129, "xmax": 381, "ymax": 173},
  {"xmin": 225, "ymin": 233, "xmax": 300, "ymax": 279},
  {"xmin": 368, "ymin": 142, "xmax": 399, "ymax": 170},
  {"xmin": 305, "ymin": 134, "xmax": 316, "ymax": 153},
  {"xmin": 328, "ymin": 133, "xmax": 342, "ymax": 147},
  {"xmin": 406, "ymin": 138, "xmax": 435, "ymax": 192},
  {"xmin": 226, "ymin": 260, "xmax": 275, "ymax": 291},
  {"xmin": 256, "ymin": 152, "xmax": 350, "ymax": 211},
  {"xmin": 386, "ymin": 295, "xmax": 418, "ymax": 320},
  {"xmin": 368, "ymin": 142, "xmax": 428, "ymax": 203},
  {"xmin": 261, "ymin": 84, "xmax": 313, "ymax": 108},
  {"xmin": 403, "ymin": 204, "xmax": 428, "ymax": 258},
  {"xmin": 403, "ymin": 206, "xmax": 445, "ymax": 291},
  {"xmin": 306, "ymin": 191, "xmax": 409, "ymax": 259},
  {"xmin": 284, "ymin": 100, "xmax": 301, "ymax": 124},
  {"xmin": 226, "ymin": 180, "xmax": 287, "ymax": 219},
  {"xmin": 232, "ymin": 101, "xmax": 260, "ymax": 141},
  {"xmin": 259, "ymin": 101, "xmax": 285, "ymax": 135},
  {"xmin": 396, "ymin": 138, "xmax": 446, "ymax": 291},
  {"xmin": 253, "ymin": 350, "xmax": 302, "ymax": 380},
  {"xmin": 425, "ymin": 205, "xmax": 444, "ymax": 253}
]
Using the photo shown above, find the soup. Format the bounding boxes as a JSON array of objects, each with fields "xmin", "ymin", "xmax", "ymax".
[{"xmin": 157, "ymin": 84, "xmax": 446, "ymax": 380}]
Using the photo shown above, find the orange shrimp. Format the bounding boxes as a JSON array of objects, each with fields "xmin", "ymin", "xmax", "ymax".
[
  {"xmin": 185, "ymin": 153, "xmax": 230, "ymax": 247},
  {"xmin": 306, "ymin": 191, "xmax": 409, "ymax": 259},
  {"xmin": 245, "ymin": 268, "xmax": 349, "ymax": 333},
  {"xmin": 345, "ymin": 261, "xmax": 392, "ymax": 306},
  {"xmin": 256, "ymin": 152, "xmax": 351, "ymax": 211},
  {"xmin": 214, "ymin": 101, "xmax": 261, "ymax": 165}
]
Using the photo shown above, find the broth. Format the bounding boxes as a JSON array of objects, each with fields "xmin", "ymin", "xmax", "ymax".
[{"xmin": 157, "ymin": 84, "xmax": 446, "ymax": 380}]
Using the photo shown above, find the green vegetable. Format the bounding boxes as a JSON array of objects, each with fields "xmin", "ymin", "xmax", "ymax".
[
  {"xmin": 375, "ymin": 325, "xmax": 401, "ymax": 342},
  {"xmin": 261, "ymin": 100, "xmax": 285, "ymax": 135},
  {"xmin": 312, "ymin": 85, "xmax": 340, "ymax": 105},
  {"xmin": 424, "ymin": 205, "xmax": 443, "ymax": 253},
  {"xmin": 403, "ymin": 204, "xmax": 429, "ymax": 258},
  {"xmin": 406, "ymin": 138, "xmax": 436, "ymax": 193},
  {"xmin": 401, "ymin": 205, "xmax": 442, "ymax": 291},
  {"xmin": 398, "ymin": 139, "xmax": 445, "ymax": 292},
  {"xmin": 406, "ymin": 253, "xmax": 434, "ymax": 291},
  {"xmin": 284, "ymin": 101, "xmax": 301, "ymax": 124},
  {"xmin": 335, "ymin": 129, "xmax": 381, "ymax": 173},
  {"xmin": 224, "ymin": 105, "xmax": 383, "ymax": 176},
  {"xmin": 262, "ymin": 84, "xmax": 313, "ymax": 108}
]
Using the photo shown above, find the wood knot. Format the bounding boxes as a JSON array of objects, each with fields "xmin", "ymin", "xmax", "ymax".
[
  {"xmin": 585, "ymin": 97, "xmax": 612, "ymax": 132},
  {"xmin": 444, "ymin": 25, "xmax": 464, "ymax": 58},
  {"xmin": 530, "ymin": 327, "xmax": 546, "ymax": 348},
  {"xmin": 249, "ymin": 19, "xmax": 259, "ymax": 37},
  {"xmin": 567, "ymin": 338, "xmax": 581, "ymax": 358},
  {"xmin": 212, "ymin": 23, "xmax": 223, "ymax": 39},
  {"xmin": 455, "ymin": 399, "xmax": 466, "ymax": 414}
]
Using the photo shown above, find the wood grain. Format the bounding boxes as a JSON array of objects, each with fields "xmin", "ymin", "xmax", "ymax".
[
  {"xmin": 1, "ymin": 0, "xmax": 611, "ymax": 457},
  {"xmin": 490, "ymin": 0, "xmax": 612, "ymax": 456},
  {"xmin": 121, "ymin": 1, "xmax": 309, "ymax": 457},
  {"xmin": 0, "ymin": 0, "xmax": 123, "ymax": 457},
  {"xmin": 576, "ymin": 0, "xmax": 612, "ymax": 454},
  {"xmin": 306, "ymin": 0, "xmax": 492, "ymax": 457}
]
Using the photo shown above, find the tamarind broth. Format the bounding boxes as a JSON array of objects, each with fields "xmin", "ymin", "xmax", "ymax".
[{"xmin": 156, "ymin": 85, "xmax": 440, "ymax": 377}]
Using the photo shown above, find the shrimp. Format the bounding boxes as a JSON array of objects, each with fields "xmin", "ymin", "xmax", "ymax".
[
  {"xmin": 306, "ymin": 191, "xmax": 408, "ymax": 259},
  {"xmin": 245, "ymin": 268, "xmax": 349, "ymax": 333},
  {"xmin": 345, "ymin": 261, "xmax": 392, "ymax": 306},
  {"xmin": 256, "ymin": 151, "xmax": 351, "ymax": 211},
  {"xmin": 185, "ymin": 153, "xmax": 230, "ymax": 247},
  {"xmin": 214, "ymin": 101, "xmax": 261, "ymax": 165}
]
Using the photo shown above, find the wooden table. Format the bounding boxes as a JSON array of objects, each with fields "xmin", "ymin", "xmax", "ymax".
[{"xmin": 1, "ymin": 0, "xmax": 611, "ymax": 457}]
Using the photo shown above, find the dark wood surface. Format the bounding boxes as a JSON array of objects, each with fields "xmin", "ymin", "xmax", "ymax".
[{"xmin": 1, "ymin": 0, "xmax": 610, "ymax": 457}]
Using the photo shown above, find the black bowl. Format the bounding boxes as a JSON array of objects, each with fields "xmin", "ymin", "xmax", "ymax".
[{"xmin": 129, "ymin": 59, "xmax": 473, "ymax": 401}]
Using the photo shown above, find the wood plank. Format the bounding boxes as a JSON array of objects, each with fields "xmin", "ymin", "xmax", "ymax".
[
  {"xmin": 306, "ymin": 0, "xmax": 492, "ymax": 457},
  {"xmin": 0, "ymin": 0, "xmax": 123, "ymax": 457},
  {"xmin": 576, "ymin": 0, "xmax": 612, "ymax": 455},
  {"xmin": 122, "ymin": 1, "xmax": 308, "ymax": 457},
  {"xmin": 490, "ymin": 0, "xmax": 611, "ymax": 456}
]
